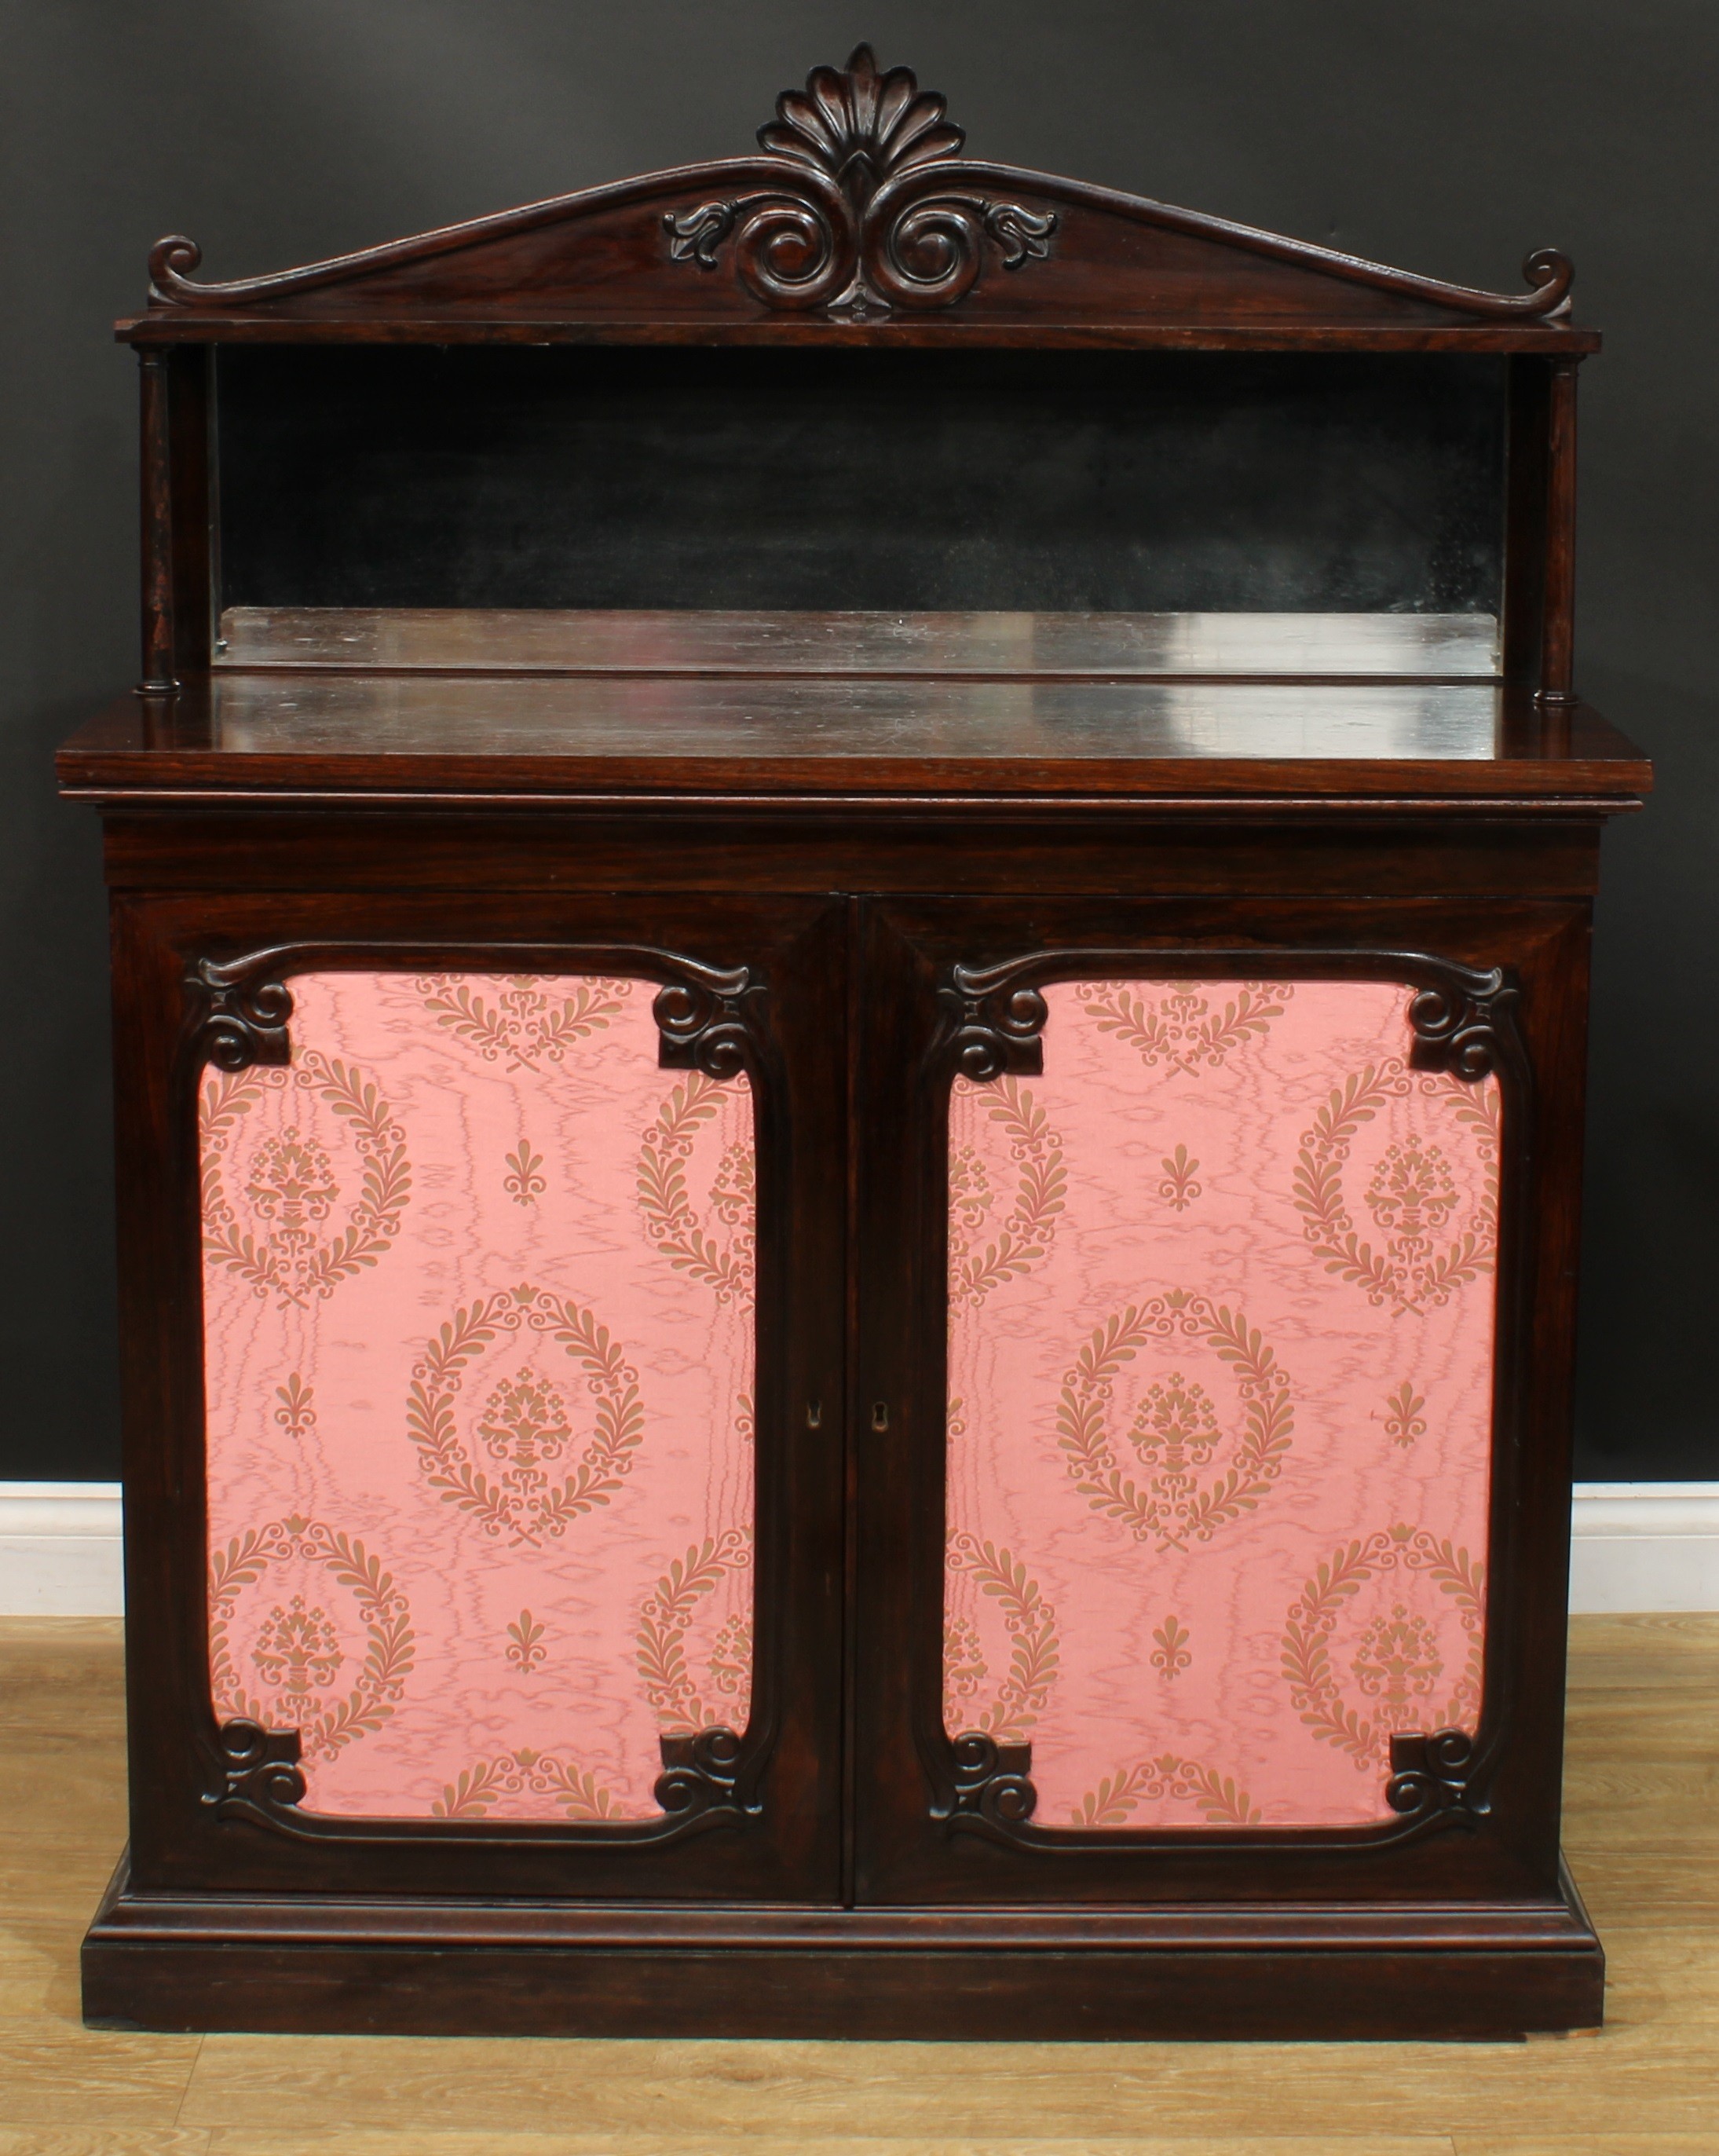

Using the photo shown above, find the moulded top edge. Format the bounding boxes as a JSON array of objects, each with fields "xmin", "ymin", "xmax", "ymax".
[{"xmin": 113, "ymin": 316, "xmax": 1604, "ymax": 355}]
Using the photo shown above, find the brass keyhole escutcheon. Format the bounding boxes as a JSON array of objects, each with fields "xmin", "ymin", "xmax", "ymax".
[
  {"xmin": 806, "ymin": 1400, "xmax": 822, "ymax": 1430},
  {"xmin": 871, "ymin": 1401, "xmax": 890, "ymax": 1433}
]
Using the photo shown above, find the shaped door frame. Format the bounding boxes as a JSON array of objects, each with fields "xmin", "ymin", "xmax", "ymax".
[
  {"xmin": 850, "ymin": 894, "xmax": 1586, "ymax": 1908},
  {"xmin": 111, "ymin": 888, "xmax": 847, "ymax": 1903}
]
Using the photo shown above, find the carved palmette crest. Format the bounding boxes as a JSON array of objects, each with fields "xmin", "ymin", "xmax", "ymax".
[{"xmin": 664, "ymin": 44, "xmax": 1057, "ymax": 319}]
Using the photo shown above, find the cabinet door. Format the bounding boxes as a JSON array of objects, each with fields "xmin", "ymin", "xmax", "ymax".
[
  {"xmin": 853, "ymin": 897, "xmax": 1584, "ymax": 1906},
  {"xmin": 115, "ymin": 891, "xmax": 844, "ymax": 1902}
]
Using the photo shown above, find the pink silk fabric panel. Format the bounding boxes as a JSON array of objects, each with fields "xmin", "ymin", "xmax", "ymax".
[
  {"xmin": 201, "ymin": 972, "xmax": 755, "ymax": 1821},
  {"xmin": 944, "ymin": 979, "xmax": 1497, "ymax": 1829}
]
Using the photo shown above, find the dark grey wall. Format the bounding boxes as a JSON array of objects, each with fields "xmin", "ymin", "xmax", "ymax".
[{"xmin": 2, "ymin": 1, "xmax": 1712, "ymax": 1481}]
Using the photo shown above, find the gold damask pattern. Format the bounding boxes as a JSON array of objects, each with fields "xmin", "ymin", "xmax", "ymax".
[
  {"xmin": 504, "ymin": 1609, "xmax": 547, "ymax": 1673},
  {"xmin": 405, "ymin": 1287, "xmax": 645, "ymax": 1546},
  {"xmin": 210, "ymin": 1515, "xmax": 415, "ymax": 1762},
  {"xmin": 635, "ymin": 1530, "xmax": 754, "ymax": 1734},
  {"xmin": 1158, "ymin": 1144, "xmax": 1201, "ymax": 1211},
  {"xmin": 433, "ymin": 1751, "xmax": 619, "ymax": 1819},
  {"xmin": 415, "ymin": 975, "xmax": 633, "ymax": 1070},
  {"xmin": 637, "ymin": 1074, "xmax": 756, "ymax": 1304},
  {"xmin": 1281, "ymin": 1524, "xmax": 1485, "ymax": 1769},
  {"xmin": 202, "ymin": 1057, "xmax": 411, "ymax": 1309},
  {"xmin": 1057, "ymin": 1294, "xmax": 1295, "ymax": 1552},
  {"xmin": 1294, "ymin": 1063, "xmax": 1499, "ymax": 1314},
  {"xmin": 503, "ymin": 1140, "xmax": 546, "ymax": 1206},
  {"xmin": 942, "ymin": 1536, "xmax": 1060, "ymax": 1746},
  {"xmin": 1151, "ymin": 1614, "xmax": 1192, "ymax": 1678},
  {"xmin": 948, "ymin": 1076, "xmax": 1067, "ymax": 1306},
  {"xmin": 1074, "ymin": 980, "xmax": 1295, "ymax": 1074},
  {"xmin": 1070, "ymin": 1754, "xmax": 1262, "ymax": 1827},
  {"xmin": 1382, "ymin": 1382, "xmax": 1428, "ymax": 1448}
]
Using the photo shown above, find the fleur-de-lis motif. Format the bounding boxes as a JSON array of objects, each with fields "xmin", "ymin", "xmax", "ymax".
[
  {"xmin": 1150, "ymin": 1614, "xmax": 1192, "ymax": 1679},
  {"xmin": 1383, "ymin": 1382, "xmax": 1428, "ymax": 1448},
  {"xmin": 503, "ymin": 1140, "xmax": 547, "ymax": 1206},
  {"xmin": 505, "ymin": 1608, "xmax": 547, "ymax": 1674},
  {"xmin": 273, "ymin": 1373, "xmax": 316, "ymax": 1440},
  {"xmin": 1158, "ymin": 1144, "xmax": 1201, "ymax": 1212}
]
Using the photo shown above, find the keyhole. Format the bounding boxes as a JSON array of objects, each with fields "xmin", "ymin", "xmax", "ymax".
[
  {"xmin": 870, "ymin": 1401, "xmax": 891, "ymax": 1433},
  {"xmin": 806, "ymin": 1400, "xmax": 822, "ymax": 1431}
]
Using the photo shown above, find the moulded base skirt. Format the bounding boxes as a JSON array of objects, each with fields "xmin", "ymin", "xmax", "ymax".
[{"xmin": 82, "ymin": 1852, "xmax": 1604, "ymax": 2041}]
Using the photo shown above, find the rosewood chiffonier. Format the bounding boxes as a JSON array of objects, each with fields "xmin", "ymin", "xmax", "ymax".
[{"xmin": 58, "ymin": 47, "xmax": 1651, "ymax": 2039}]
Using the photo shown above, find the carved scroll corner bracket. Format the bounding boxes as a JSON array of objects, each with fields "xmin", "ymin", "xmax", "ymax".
[
  {"xmin": 651, "ymin": 962, "xmax": 759, "ymax": 1079},
  {"xmin": 653, "ymin": 1725, "xmax": 758, "ymax": 1819},
  {"xmin": 188, "ymin": 957, "xmax": 294, "ymax": 1071},
  {"xmin": 940, "ymin": 962, "xmax": 1048, "ymax": 1082},
  {"xmin": 945, "ymin": 1732, "xmax": 1039, "ymax": 1831},
  {"xmin": 662, "ymin": 44, "xmax": 1058, "ymax": 317},
  {"xmin": 1384, "ymin": 1727, "xmax": 1488, "ymax": 1829},
  {"xmin": 204, "ymin": 1717, "xmax": 307, "ymax": 1822},
  {"xmin": 1404, "ymin": 963, "xmax": 1519, "ymax": 1084}
]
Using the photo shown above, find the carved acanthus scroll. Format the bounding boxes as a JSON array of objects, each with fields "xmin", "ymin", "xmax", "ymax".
[{"xmin": 664, "ymin": 45, "xmax": 1058, "ymax": 319}]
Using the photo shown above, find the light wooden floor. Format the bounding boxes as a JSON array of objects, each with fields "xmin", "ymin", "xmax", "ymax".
[{"xmin": 2, "ymin": 1616, "xmax": 1717, "ymax": 2154}]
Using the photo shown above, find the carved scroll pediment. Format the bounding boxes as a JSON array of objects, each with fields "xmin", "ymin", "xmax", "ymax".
[
  {"xmin": 664, "ymin": 44, "xmax": 1057, "ymax": 319},
  {"xmin": 136, "ymin": 44, "xmax": 1577, "ymax": 336}
]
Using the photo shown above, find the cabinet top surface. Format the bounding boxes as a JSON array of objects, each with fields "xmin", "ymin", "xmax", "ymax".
[
  {"xmin": 117, "ymin": 46, "xmax": 1597, "ymax": 352},
  {"xmin": 59, "ymin": 671, "xmax": 1649, "ymax": 810}
]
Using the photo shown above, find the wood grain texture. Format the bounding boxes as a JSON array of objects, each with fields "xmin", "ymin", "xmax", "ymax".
[
  {"xmin": 117, "ymin": 46, "xmax": 1592, "ymax": 354},
  {"xmin": 4, "ymin": 1616, "xmax": 1718, "ymax": 2142},
  {"xmin": 57, "ymin": 681, "xmax": 1651, "ymax": 808}
]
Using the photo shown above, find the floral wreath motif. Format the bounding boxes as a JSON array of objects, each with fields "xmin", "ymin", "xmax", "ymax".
[
  {"xmin": 942, "ymin": 1536, "xmax": 1059, "ymax": 1744},
  {"xmin": 1281, "ymin": 1523, "xmax": 1485, "ymax": 1771},
  {"xmin": 1057, "ymin": 1293, "xmax": 1295, "ymax": 1552},
  {"xmin": 1293, "ymin": 1059, "xmax": 1500, "ymax": 1314},
  {"xmin": 637, "ymin": 1072, "xmax": 755, "ymax": 1306},
  {"xmin": 1074, "ymin": 979, "xmax": 1295, "ymax": 1076},
  {"xmin": 406, "ymin": 1287, "xmax": 646, "ymax": 1547},
  {"xmin": 414, "ymin": 974, "xmax": 633, "ymax": 1072},
  {"xmin": 201, "ymin": 1056, "xmax": 411, "ymax": 1309},
  {"xmin": 635, "ymin": 1530, "xmax": 755, "ymax": 1734},
  {"xmin": 433, "ymin": 1750, "xmax": 619, "ymax": 1821},
  {"xmin": 948, "ymin": 1075, "xmax": 1067, "ymax": 1307},
  {"xmin": 1070, "ymin": 1753, "xmax": 1262, "ymax": 1828},
  {"xmin": 209, "ymin": 1516, "xmax": 414, "ymax": 1763}
]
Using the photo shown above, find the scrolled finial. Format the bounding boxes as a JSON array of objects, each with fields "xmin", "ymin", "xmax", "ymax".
[
  {"xmin": 148, "ymin": 234, "xmax": 204, "ymax": 302},
  {"xmin": 1521, "ymin": 246, "xmax": 1575, "ymax": 313}
]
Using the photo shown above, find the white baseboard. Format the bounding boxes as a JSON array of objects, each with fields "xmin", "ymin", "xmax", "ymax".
[
  {"xmin": 2, "ymin": 1480, "xmax": 1717, "ymax": 1618},
  {"xmin": 0, "ymin": 1482, "xmax": 125, "ymax": 1614},
  {"xmin": 1568, "ymin": 1482, "xmax": 1719, "ymax": 1614}
]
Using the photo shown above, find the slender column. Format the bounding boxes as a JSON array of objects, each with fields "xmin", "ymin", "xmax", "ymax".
[
  {"xmin": 137, "ymin": 349, "xmax": 178, "ymax": 694},
  {"xmin": 1537, "ymin": 357, "xmax": 1580, "ymax": 708}
]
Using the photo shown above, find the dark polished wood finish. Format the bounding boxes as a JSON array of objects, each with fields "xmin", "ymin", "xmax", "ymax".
[{"xmin": 64, "ymin": 43, "xmax": 1645, "ymax": 2039}]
